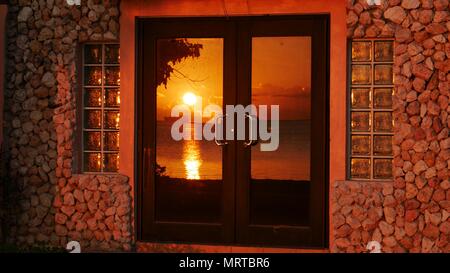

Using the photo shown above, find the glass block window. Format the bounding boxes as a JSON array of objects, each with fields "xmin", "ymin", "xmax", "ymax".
[
  {"xmin": 348, "ymin": 39, "xmax": 394, "ymax": 180},
  {"xmin": 82, "ymin": 43, "xmax": 120, "ymax": 173}
]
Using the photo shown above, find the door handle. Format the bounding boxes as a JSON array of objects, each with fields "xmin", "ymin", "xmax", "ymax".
[
  {"xmin": 244, "ymin": 114, "xmax": 257, "ymax": 147},
  {"xmin": 214, "ymin": 114, "xmax": 228, "ymax": 146}
]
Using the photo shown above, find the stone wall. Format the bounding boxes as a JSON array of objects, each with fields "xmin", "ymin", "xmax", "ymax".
[
  {"xmin": 3, "ymin": 0, "xmax": 131, "ymax": 251},
  {"xmin": 54, "ymin": 174, "xmax": 131, "ymax": 251},
  {"xmin": 332, "ymin": 0, "xmax": 450, "ymax": 252}
]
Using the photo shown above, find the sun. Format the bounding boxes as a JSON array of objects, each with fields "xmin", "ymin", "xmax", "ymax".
[{"xmin": 183, "ymin": 92, "xmax": 197, "ymax": 106}]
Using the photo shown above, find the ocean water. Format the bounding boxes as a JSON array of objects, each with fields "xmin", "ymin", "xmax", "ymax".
[{"xmin": 156, "ymin": 120, "xmax": 311, "ymax": 181}]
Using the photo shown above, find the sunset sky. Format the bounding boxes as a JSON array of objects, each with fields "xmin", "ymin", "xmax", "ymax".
[{"xmin": 156, "ymin": 37, "xmax": 311, "ymax": 121}]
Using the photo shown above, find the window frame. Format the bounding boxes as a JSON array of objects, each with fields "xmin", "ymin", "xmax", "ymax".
[
  {"xmin": 346, "ymin": 38, "xmax": 395, "ymax": 181},
  {"xmin": 79, "ymin": 41, "xmax": 121, "ymax": 174}
]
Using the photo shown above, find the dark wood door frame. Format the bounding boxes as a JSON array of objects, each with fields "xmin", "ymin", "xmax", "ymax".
[{"xmin": 136, "ymin": 15, "xmax": 329, "ymax": 248}]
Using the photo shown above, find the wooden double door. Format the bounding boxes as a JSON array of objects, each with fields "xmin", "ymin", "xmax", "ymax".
[{"xmin": 137, "ymin": 16, "xmax": 329, "ymax": 248}]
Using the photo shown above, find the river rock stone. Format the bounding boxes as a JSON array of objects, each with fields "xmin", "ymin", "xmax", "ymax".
[
  {"xmin": 401, "ymin": 0, "xmax": 421, "ymax": 9},
  {"xmin": 385, "ymin": 6, "xmax": 407, "ymax": 24},
  {"xmin": 18, "ymin": 7, "xmax": 33, "ymax": 22},
  {"xmin": 41, "ymin": 72, "xmax": 55, "ymax": 88}
]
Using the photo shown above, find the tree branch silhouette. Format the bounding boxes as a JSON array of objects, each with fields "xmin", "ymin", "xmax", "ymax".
[{"xmin": 157, "ymin": 39, "xmax": 203, "ymax": 88}]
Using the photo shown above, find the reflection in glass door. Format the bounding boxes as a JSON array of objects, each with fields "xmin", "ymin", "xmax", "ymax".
[
  {"xmin": 235, "ymin": 18, "xmax": 328, "ymax": 247},
  {"xmin": 139, "ymin": 20, "xmax": 237, "ymax": 244},
  {"xmin": 250, "ymin": 37, "xmax": 311, "ymax": 226},
  {"xmin": 155, "ymin": 38, "xmax": 224, "ymax": 223}
]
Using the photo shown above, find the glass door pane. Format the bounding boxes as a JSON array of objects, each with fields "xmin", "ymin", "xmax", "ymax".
[
  {"xmin": 155, "ymin": 38, "xmax": 224, "ymax": 223},
  {"xmin": 250, "ymin": 37, "xmax": 311, "ymax": 226}
]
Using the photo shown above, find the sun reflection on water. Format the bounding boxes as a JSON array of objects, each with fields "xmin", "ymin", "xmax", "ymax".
[{"xmin": 183, "ymin": 125, "xmax": 202, "ymax": 180}]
